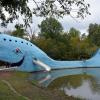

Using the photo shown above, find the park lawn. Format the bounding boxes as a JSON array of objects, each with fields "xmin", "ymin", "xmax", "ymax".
[
  {"xmin": 0, "ymin": 71, "xmax": 82, "ymax": 100},
  {"xmin": 0, "ymin": 80, "xmax": 26, "ymax": 100}
]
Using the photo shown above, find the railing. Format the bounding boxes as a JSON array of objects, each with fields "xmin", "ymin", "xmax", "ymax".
[{"xmin": 0, "ymin": 66, "xmax": 18, "ymax": 71}]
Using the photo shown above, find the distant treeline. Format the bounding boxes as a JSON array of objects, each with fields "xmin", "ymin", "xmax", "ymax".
[{"xmin": 4, "ymin": 18, "xmax": 100, "ymax": 60}]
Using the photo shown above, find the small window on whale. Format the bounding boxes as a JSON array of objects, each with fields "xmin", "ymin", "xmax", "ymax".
[
  {"xmin": 9, "ymin": 39, "xmax": 12, "ymax": 41},
  {"xmin": 15, "ymin": 40, "xmax": 17, "ymax": 42},
  {"xmin": 31, "ymin": 44, "xmax": 32, "ymax": 46},
  {"xmin": 3, "ymin": 38, "xmax": 6, "ymax": 41}
]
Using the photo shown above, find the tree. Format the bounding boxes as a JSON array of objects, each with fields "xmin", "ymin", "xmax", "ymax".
[
  {"xmin": 34, "ymin": 36, "xmax": 71, "ymax": 60},
  {"xmin": 88, "ymin": 23, "xmax": 100, "ymax": 46},
  {"xmin": 79, "ymin": 36, "xmax": 97, "ymax": 59},
  {"xmin": 68, "ymin": 28, "xmax": 81, "ymax": 59},
  {"xmin": 0, "ymin": 0, "xmax": 90, "ymax": 27},
  {"xmin": 11, "ymin": 24, "xmax": 26, "ymax": 38},
  {"xmin": 68, "ymin": 27, "xmax": 80, "ymax": 38},
  {"xmin": 39, "ymin": 17, "xmax": 63, "ymax": 39},
  {"xmin": 33, "ymin": 26, "xmax": 97, "ymax": 60}
]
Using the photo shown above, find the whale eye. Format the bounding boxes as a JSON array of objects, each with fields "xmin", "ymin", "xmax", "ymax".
[
  {"xmin": 15, "ymin": 40, "xmax": 17, "ymax": 42},
  {"xmin": 21, "ymin": 41, "xmax": 23, "ymax": 43}
]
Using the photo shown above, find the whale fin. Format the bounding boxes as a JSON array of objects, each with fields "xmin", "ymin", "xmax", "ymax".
[{"xmin": 33, "ymin": 59, "xmax": 51, "ymax": 71}]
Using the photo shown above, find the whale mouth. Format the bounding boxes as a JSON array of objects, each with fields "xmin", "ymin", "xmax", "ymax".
[{"xmin": 0, "ymin": 56, "xmax": 25, "ymax": 68}]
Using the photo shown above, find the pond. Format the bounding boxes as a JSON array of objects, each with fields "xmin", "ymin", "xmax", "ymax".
[{"xmin": 29, "ymin": 68, "xmax": 100, "ymax": 100}]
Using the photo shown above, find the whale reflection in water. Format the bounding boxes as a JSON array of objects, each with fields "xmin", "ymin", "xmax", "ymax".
[{"xmin": 29, "ymin": 68, "xmax": 100, "ymax": 100}]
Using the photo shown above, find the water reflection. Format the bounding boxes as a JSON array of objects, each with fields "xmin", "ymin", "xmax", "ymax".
[
  {"xmin": 29, "ymin": 68, "xmax": 100, "ymax": 100},
  {"xmin": 29, "ymin": 68, "xmax": 83, "ymax": 87},
  {"xmin": 63, "ymin": 81, "xmax": 100, "ymax": 100}
]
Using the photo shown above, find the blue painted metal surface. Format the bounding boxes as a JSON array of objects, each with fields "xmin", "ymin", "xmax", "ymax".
[{"xmin": 0, "ymin": 33, "xmax": 100, "ymax": 72}]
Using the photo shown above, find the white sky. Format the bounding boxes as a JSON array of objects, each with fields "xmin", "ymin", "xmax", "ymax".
[
  {"xmin": 60, "ymin": 0, "xmax": 100, "ymax": 34},
  {"xmin": 0, "ymin": 0, "xmax": 100, "ymax": 35}
]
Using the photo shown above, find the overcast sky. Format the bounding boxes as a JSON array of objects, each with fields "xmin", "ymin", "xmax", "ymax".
[
  {"xmin": 0, "ymin": 0, "xmax": 100, "ymax": 34},
  {"xmin": 60, "ymin": 0, "xmax": 100, "ymax": 34}
]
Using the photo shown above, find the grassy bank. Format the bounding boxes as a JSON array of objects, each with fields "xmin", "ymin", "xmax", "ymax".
[
  {"xmin": 0, "ymin": 71, "xmax": 86, "ymax": 100},
  {"xmin": 48, "ymin": 74, "xmax": 93, "ymax": 89}
]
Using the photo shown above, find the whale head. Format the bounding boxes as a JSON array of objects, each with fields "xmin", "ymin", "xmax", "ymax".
[{"xmin": 0, "ymin": 33, "xmax": 51, "ymax": 72}]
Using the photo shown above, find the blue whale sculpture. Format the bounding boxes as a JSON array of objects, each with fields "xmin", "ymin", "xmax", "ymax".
[{"xmin": 0, "ymin": 33, "xmax": 100, "ymax": 72}]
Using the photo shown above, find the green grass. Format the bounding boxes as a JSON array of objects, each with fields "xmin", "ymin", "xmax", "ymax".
[
  {"xmin": 0, "ymin": 71, "xmax": 86, "ymax": 100},
  {"xmin": 0, "ymin": 80, "xmax": 26, "ymax": 100},
  {"xmin": 48, "ymin": 74, "xmax": 93, "ymax": 89}
]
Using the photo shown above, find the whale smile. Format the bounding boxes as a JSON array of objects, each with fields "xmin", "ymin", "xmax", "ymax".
[{"xmin": 0, "ymin": 55, "xmax": 25, "ymax": 67}]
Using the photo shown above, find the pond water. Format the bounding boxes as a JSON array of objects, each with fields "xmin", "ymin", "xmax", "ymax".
[{"xmin": 29, "ymin": 68, "xmax": 100, "ymax": 100}]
